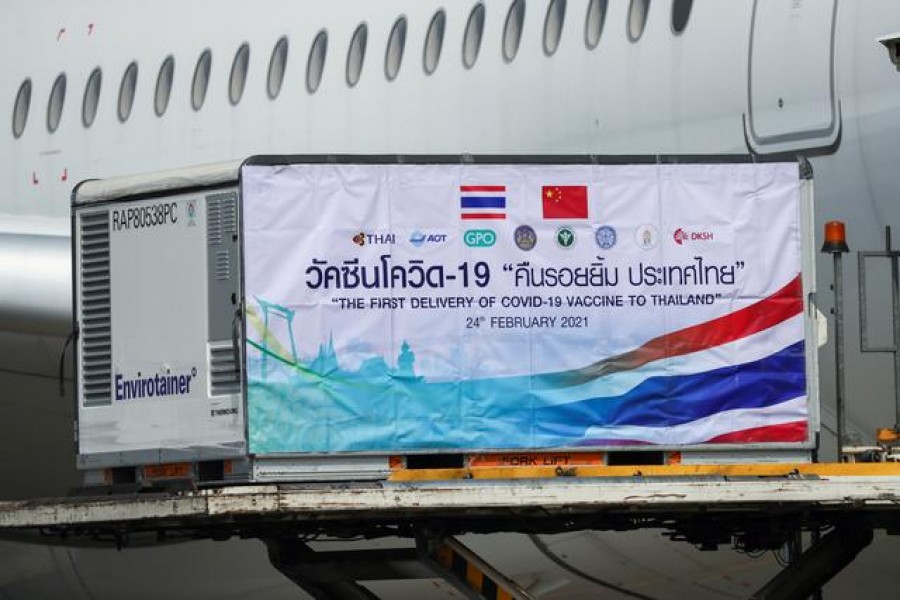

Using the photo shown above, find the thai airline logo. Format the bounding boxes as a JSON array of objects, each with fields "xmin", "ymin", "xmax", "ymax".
[
  {"xmin": 352, "ymin": 232, "xmax": 396, "ymax": 246},
  {"xmin": 460, "ymin": 185, "xmax": 506, "ymax": 220}
]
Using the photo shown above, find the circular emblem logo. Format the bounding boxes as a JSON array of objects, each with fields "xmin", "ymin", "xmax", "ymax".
[
  {"xmin": 514, "ymin": 225, "xmax": 537, "ymax": 251},
  {"xmin": 555, "ymin": 226, "xmax": 576, "ymax": 249},
  {"xmin": 635, "ymin": 224, "xmax": 658, "ymax": 250},
  {"xmin": 595, "ymin": 225, "xmax": 617, "ymax": 250}
]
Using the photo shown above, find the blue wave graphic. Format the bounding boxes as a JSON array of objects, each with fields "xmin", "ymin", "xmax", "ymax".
[
  {"xmin": 247, "ymin": 341, "xmax": 806, "ymax": 453},
  {"xmin": 533, "ymin": 341, "xmax": 806, "ymax": 440}
]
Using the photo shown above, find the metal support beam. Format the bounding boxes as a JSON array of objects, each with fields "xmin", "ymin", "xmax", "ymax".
[
  {"xmin": 749, "ymin": 525, "xmax": 873, "ymax": 600},
  {"xmin": 266, "ymin": 539, "xmax": 389, "ymax": 600},
  {"xmin": 834, "ymin": 250, "xmax": 848, "ymax": 457},
  {"xmin": 419, "ymin": 535, "xmax": 536, "ymax": 600},
  {"xmin": 810, "ymin": 528, "xmax": 824, "ymax": 600},
  {"xmin": 858, "ymin": 227, "xmax": 900, "ymax": 434},
  {"xmin": 263, "ymin": 535, "xmax": 535, "ymax": 600}
]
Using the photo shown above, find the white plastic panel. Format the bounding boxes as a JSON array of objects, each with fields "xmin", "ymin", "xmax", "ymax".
[{"xmin": 77, "ymin": 190, "xmax": 244, "ymax": 460}]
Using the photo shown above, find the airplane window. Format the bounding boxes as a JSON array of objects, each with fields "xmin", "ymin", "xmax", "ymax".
[
  {"xmin": 118, "ymin": 62, "xmax": 138, "ymax": 122},
  {"xmin": 503, "ymin": 0, "xmax": 525, "ymax": 62},
  {"xmin": 82, "ymin": 67, "xmax": 102, "ymax": 128},
  {"xmin": 346, "ymin": 23, "xmax": 367, "ymax": 87},
  {"xmin": 671, "ymin": 0, "xmax": 692, "ymax": 34},
  {"xmin": 306, "ymin": 30, "xmax": 328, "ymax": 94},
  {"xmin": 628, "ymin": 0, "xmax": 650, "ymax": 42},
  {"xmin": 463, "ymin": 4, "xmax": 485, "ymax": 69},
  {"xmin": 229, "ymin": 43, "xmax": 250, "ymax": 105},
  {"xmin": 543, "ymin": 0, "xmax": 566, "ymax": 56},
  {"xmin": 584, "ymin": 0, "xmax": 607, "ymax": 49},
  {"xmin": 385, "ymin": 16, "xmax": 407, "ymax": 81},
  {"xmin": 192, "ymin": 49, "xmax": 212, "ymax": 111},
  {"xmin": 154, "ymin": 56, "xmax": 174, "ymax": 117},
  {"xmin": 267, "ymin": 37, "xmax": 289, "ymax": 99},
  {"xmin": 423, "ymin": 10, "xmax": 446, "ymax": 75},
  {"xmin": 12, "ymin": 79, "xmax": 31, "ymax": 139},
  {"xmin": 47, "ymin": 73, "xmax": 66, "ymax": 133}
]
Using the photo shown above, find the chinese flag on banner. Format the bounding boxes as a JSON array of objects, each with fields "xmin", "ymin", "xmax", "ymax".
[{"xmin": 542, "ymin": 185, "xmax": 588, "ymax": 219}]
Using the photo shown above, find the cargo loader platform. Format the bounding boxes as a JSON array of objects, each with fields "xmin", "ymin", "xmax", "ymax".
[
  {"xmin": 4, "ymin": 463, "xmax": 900, "ymax": 545},
  {"xmin": 4, "ymin": 463, "xmax": 900, "ymax": 599}
]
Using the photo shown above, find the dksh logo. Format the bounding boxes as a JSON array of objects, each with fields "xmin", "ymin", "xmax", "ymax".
[{"xmin": 673, "ymin": 227, "xmax": 714, "ymax": 245}]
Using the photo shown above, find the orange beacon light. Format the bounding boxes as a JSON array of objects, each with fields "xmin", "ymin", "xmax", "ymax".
[{"xmin": 821, "ymin": 220, "xmax": 849, "ymax": 253}]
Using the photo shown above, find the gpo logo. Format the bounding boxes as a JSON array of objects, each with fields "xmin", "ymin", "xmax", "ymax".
[{"xmin": 464, "ymin": 229, "xmax": 497, "ymax": 247}]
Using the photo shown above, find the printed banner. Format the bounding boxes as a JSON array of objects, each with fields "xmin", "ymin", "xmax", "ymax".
[{"xmin": 241, "ymin": 161, "xmax": 808, "ymax": 454}]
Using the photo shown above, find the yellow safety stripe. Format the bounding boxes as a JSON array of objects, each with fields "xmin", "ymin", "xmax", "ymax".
[
  {"xmin": 390, "ymin": 462, "xmax": 900, "ymax": 481},
  {"xmin": 432, "ymin": 540, "xmax": 520, "ymax": 600}
]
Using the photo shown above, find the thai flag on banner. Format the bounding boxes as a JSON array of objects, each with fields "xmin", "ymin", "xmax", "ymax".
[
  {"xmin": 533, "ymin": 276, "xmax": 809, "ymax": 446},
  {"xmin": 460, "ymin": 185, "xmax": 506, "ymax": 220}
]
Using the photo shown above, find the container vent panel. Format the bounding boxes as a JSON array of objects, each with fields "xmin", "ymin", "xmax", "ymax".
[
  {"xmin": 80, "ymin": 211, "xmax": 112, "ymax": 407},
  {"xmin": 209, "ymin": 343, "xmax": 241, "ymax": 396}
]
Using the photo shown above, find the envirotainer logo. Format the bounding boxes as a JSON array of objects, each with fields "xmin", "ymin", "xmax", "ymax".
[{"xmin": 115, "ymin": 367, "xmax": 197, "ymax": 401}]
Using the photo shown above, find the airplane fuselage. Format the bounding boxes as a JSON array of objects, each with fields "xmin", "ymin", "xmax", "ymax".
[{"xmin": 4, "ymin": 1, "xmax": 900, "ymax": 599}]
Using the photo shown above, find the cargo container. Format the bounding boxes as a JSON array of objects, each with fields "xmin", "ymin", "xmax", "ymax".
[{"xmin": 71, "ymin": 155, "xmax": 819, "ymax": 487}]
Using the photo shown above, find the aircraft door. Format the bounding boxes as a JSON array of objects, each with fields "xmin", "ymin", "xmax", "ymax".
[{"xmin": 746, "ymin": 0, "xmax": 840, "ymax": 154}]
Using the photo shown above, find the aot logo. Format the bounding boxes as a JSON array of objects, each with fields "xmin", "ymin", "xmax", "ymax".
[
  {"xmin": 115, "ymin": 367, "xmax": 197, "ymax": 401},
  {"xmin": 463, "ymin": 229, "xmax": 497, "ymax": 248},
  {"xmin": 409, "ymin": 231, "xmax": 449, "ymax": 247},
  {"xmin": 673, "ymin": 227, "xmax": 714, "ymax": 245},
  {"xmin": 352, "ymin": 232, "xmax": 396, "ymax": 246}
]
